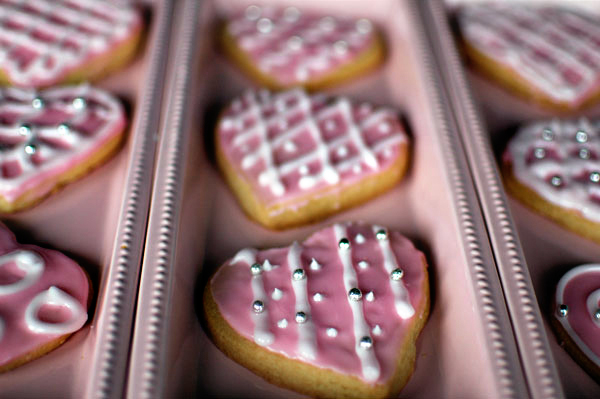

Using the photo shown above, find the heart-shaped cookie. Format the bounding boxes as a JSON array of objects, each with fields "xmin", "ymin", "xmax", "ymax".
[
  {"xmin": 0, "ymin": 0, "xmax": 142, "ymax": 88},
  {"xmin": 222, "ymin": 5, "xmax": 384, "ymax": 90},
  {"xmin": 0, "ymin": 223, "xmax": 90, "ymax": 372},
  {"xmin": 554, "ymin": 264, "xmax": 600, "ymax": 382},
  {"xmin": 503, "ymin": 119, "xmax": 600, "ymax": 243},
  {"xmin": 204, "ymin": 223, "xmax": 429, "ymax": 398},
  {"xmin": 458, "ymin": 4, "xmax": 600, "ymax": 110},
  {"xmin": 216, "ymin": 88, "xmax": 410, "ymax": 229},
  {"xmin": 0, "ymin": 85, "xmax": 127, "ymax": 212}
]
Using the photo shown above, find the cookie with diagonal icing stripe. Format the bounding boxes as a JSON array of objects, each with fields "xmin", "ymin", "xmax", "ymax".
[
  {"xmin": 502, "ymin": 119, "xmax": 600, "ymax": 243},
  {"xmin": 0, "ymin": 85, "xmax": 127, "ymax": 212},
  {"xmin": 553, "ymin": 265, "xmax": 600, "ymax": 382},
  {"xmin": 0, "ymin": 223, "xmax": 90, "ymax": 372},
  {"xmin": 221, "ymin": 5, "xmax": 384, "ymax": 90},
  {"xmin": 458, "ymin": 4, "xmax": 600, "ymax": 110},
  {"xmin": 0, "ymin": 0, "xmax": 142, "ymax": 88},
  {"xmin": 216, "ymin": 88, "xmax": 410, "ymax": 229},
  {"xmin": 204, "ymin": 223, "xmax": 429, "ymax": 398}
]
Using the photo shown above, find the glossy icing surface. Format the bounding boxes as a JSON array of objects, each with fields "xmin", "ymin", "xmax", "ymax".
[
  {"xmin": 459, "ymin": 4, "xmax": 600, "ymax": 106},
  {"xmin": 505, "ymin": 119, "xmax": 600, "ymax": 222},
  {"xmin": 218, "ymin": 88, "xmax": 408, "ymax": 207},
  {"xmin": 0, "ymin": 223, "xmax": 89, "ymax": 368},
  {"xmin": 0, "ymin": 85, "xmax": 126, "ymax": 203},
  {"xmin": 210, "ymin": 223, "xmax": 428, "ymax": 384},
  {"xmin": 0, "ymin": 0, "xmax": 141, "ymax": 87},
  {"xmin": 555, "ymin": 264, "xmax": 600, "ymax": 368},
  {"xmin": 226, "ymin": 5, "xmax": 376, "ymax": 85}
]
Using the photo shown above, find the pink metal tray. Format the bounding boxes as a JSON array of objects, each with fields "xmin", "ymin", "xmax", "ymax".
[
  {"xmin": 0, "ymin": 1, "xmax": 173, "ymax": 397},
  {"xmin": 441, "ymin": 0, "xmax": 600, "ymax": 398},
  {"xmin": 126, "ymin": 0, "xmax": 534, "ymax": 397}
]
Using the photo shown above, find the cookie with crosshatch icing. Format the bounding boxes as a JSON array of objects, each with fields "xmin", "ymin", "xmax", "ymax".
[
  {"xmin": 221, "ymin": 5, "xmax": 384, "ymax": 90},
  {"xmin": 204, "ymin": 223, "xmax": 429, "ymax": 398},
  {"xmin": 216, "ymin": 88, "xmax": 410, "ymax": 229},
  {"xmin": 0, "ymin": 222, "xmax": 90, "ymax": 372},
  {"xmin": 502, "ymin": 119, "xmax": 600, "ymax": 243},
  {"xmin": 458, "ymin": 4, "xmax": 600, "ymax": 110},
  {"xmin": 553, "ymin": 264, "xmax": 600, "ymax": 382},
  {"xmin": 0, "ymin": 0, "xmax": 142, "ymax": 88},
  {"xmin": 0, "ymin": 85, "xmax": 127, "ymax": 213}
]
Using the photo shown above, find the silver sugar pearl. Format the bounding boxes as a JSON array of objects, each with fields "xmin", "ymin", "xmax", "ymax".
[
  {"xmin": 292, "ymin": 268, "xmax": 305, "ymax": 280},
  {"xmin": 533, "ymin": 148, "xmax": 546, "ymax": 159},
  {"xmin": 348, "ymin": 288, "xmax": 362, "ymax": 301},
  {"xmin": 295, "ymin": 311, "xmax": 307, "ymax": 323},
  {"xmin": 558, "ymin": 304, "xmax": 568, "ymax": 317},
  {"xmin": 359, "ymin": 336, "xmax": 373, "ymax": 349},
  {"xmin": 31, "ymin": 97, "xmax": 44, "ymax": 109},
  {"xmin": 595, "ymin": 309, "xmax": 600, "ymax": 320},
  {"xmin": 252, "ymin": 300, "xmax": 265, "ymax": 313},
  {"xmin": 391, "ymin": 268, "xmax": 404, "ymax": 281},
  {"xmin": 287, "ymin": 35, "xmax": 303, "ymax": 51},
  {"xmin": 338, "ymin": 238, "xmax": 350, "ymax": 250},
  {"xmin": 257, "ymin": 17, "xmax": 273, "ymax": 34},
  {"xmin": 250, "ymin": 263, "xmax": 262, "ymax": 275},
  {"xmin": 376, "ymin": 229, "xmax": 387, "ymax": 240},
  {"xmin": 245, "ymin": 5, "xmax": 261, "ymax": 20},
  {"xmin": 57, "ymin": 123, "xmax": 69, "ymax": 134},
  {"xmin": 550, "ymin": 175, "xmax": 563, "ymax": 187},
  {"xmin": 576, "ymin": 130, "xmax": 588, "ymax": 143},
  {"xmin": 24, "ymin": 144, "xmax": 36, "ymax": 155},
  {"xmin": 18, "ymin": 124, "xmax": 31, "ymax": 136},
  {"xmin": 579, "ymin": 148, "xmax": 591, "ymax": 159},
  {"xmin": 333, "ymin": 40, "xmax": 348, "ymax": 55},
  {"xmin": 590, "ymin": 171, "xmax": 600, "ymax": 183},
  {"xmin": 542, "ymin": 128, "xmax": 554, "ymax": 141},
  {"xmin": 72, "ymin": 97, "xmax": 86, "ymax": 110},
  {"xmin": 283, "ymin": 6, "xmax": 300, "ymax": 22},
  {"xmin": 356, "ymin": 18, "xmax": 372, "ymax": 34}
]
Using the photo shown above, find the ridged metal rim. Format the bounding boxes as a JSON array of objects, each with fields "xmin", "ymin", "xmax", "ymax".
[
  {"xmin": 125, "ymin": 0, "xmax": 199, "ymax": 397},
  {"xmin": 85, "ymin": 1, "xmax": 174, "ymax": 398},
  {"xmin": 424, "ymin": 1, "xmax": 565, "ymax": 398}
]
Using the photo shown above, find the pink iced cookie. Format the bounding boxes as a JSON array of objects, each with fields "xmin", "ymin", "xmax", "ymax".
[
  {"xmin": 222, "ymin": 5, "xmax": 384, "ymax": 90},
  {"xmin": 502, "ymin": 119, "xmax": 600, "ymax": 243},
  {"xmin": 458, "ymin": 4, "xmax": 600, "ymax": 109},
  {"xmin": 554, "ymin": 264, "xmax": 600, "ymax": 382},
  {"xmin": 0, "ymin": 222, "xmax": 89, "ymax": 372},
  {"xmin": 0, "ymin": 0, "xmax": 142, "ymax": 88},
  {"xmin": 204, "ymin": 223, "xmax": 429, "ymax": 398},
  {"xmin": 216, "ymin": 88, "xmax": 410, "ymax": 229},
  {"xmin": 0, "ymin": 84, "xmax": 127, "ymax": 212}
]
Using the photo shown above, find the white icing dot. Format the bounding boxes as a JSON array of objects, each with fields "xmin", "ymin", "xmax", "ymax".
[
  {"xmin": 379, "ymin": 122, "xmax": 391, "ymax": 134},
  {"xmin": 299, "ymin": 165, "xmax": 309, "ymax": 175},
  {"xmin": 326, "ymin": 327, "xmax": 338, "ymax": 337},
  {"xmin": 356, "ymin": 18, "xmax": 372, "ymax": 34},
  {"xmin": 245, "ymin": 5, "xmax": 261, "ymax": 20},
  {"xmin": 262, "ymin": 259, "xmax": 277, "ymax": 271},
  {"xmin": 283, "ymin": 140, "xmax": 297, "ymax": 153},
  {"xmin": 299, "ymin": 175, "xmax": 316, "ymax": 189},
  {"xmin": 353, "ymin": 164, "xmax": 362, "ymax": 174},
  {"xmin": 272, "ymin": 288, "xmax": 283, "ymax": 301},
  {"xmin": 287, "ymin": 35, "xmax": 303, "ymax": 51},
  {"xmin": 295, "ymin": 68, "xmax": 309, "ymax": 81},
  {"xmin": 313, "ymin": 293, "xmax": 323, "ymax": 302},
  {"xmin": 221, "ymin": 118, "xmax": 234, "ymax": 129},
  {"xmin": 365, "ymin": 291, "xmax": 375, "ymax": 302},
  {"xmin": 322, "ymin": 168, "xmax": 339, "ymax": 184},
  {"xmin": 319, "ymin": 16, "xmax": 335, "ymax": 31},
  {"xmin": 310, "ymin": 258, "xmax": 322, "ymax": 270},
  {"xmin": 257, "ymin": 18, "xmax": 273, "ymax": 34},
  {"xmin": 358, "ymin": 260, "xmax": 369, "ymax": 269},
  {"xmin": 277, "ymin": 318, "xmax": 288, "ymax": 329},
  {"xmin": 336, "ymin": 146, "xmax": 348, "ymax": 158},
  {"xmin": 355, "ymin": 234, "xmax": 366, "ymax": 244},
  {"xmin": 372, "ymin": 325, "xmax": 382, "ymax": 336}
]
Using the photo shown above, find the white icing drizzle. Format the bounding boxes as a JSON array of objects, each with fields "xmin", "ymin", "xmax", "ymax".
[
  {"xmin": 587, "ymin": 289, "xmax": 600, "ymax": 327},
  {"xmin": 459, "ymin": 5, "xmax": 600, "ymax": 104},
  {"xmin": 287, "ymin": 241, "xmax": 316, "ymax": 360},
  {"xmin": 372, "ymin": 225, "xmax": 415, "ymax": 319},
  {"xmin": 24, "ymin": 286, "xmax": 87, "ymax": 335},
  {"xmin": 507, "ymin": 119, "xmax": 600, "ymax": 222},
  {"xmin": 0, "ymin": 0, "xmax": 139, "ymax": 86},
  {"xmin": 333, "ymin": 224, "xmax": 380, "ymax": 382},
  {"xmin": 0, "ymin": 250, "xmax": 44, "ymax": 296},
  {"xmin": 223, "ymin": 89, "xmax": 406, "ymax": 197}
]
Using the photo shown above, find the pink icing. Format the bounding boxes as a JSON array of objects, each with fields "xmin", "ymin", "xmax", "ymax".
[
  {"xmin": 0, "ymin": 222, "xmax": 89, "ymax": 368},
  {"xmin": 0, "ymin": 85, "xmax": 126, "ymax": 203},
  {"xmin": 458, "ymin": 4, "xmax": 600, "ymax": 107},
  {"xmin": 555, "ymin": 264, "xmax": 600, "ymax": 368},
  {"xmin": 226, "ymin": 5, "xmax": 375, "ymax": 85},
  {"xmin": 0, "ymin": 0, "xmax": 141, "ymax": 87},
  {"xmin": 210, "ymin": 222, "xmax": 428, "ymax": 384},
  {"xmin": 505, "ymin": 119, "xmax": 600, "ymax": 222},
  {"xmin": 218, "ymin": 88, "xmax": 408, "ymax": 209}
]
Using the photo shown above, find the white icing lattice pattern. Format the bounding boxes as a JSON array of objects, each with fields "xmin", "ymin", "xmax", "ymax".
[
  {"xmin": 219, "ymin": 88, "xmax": 407, "ymax": 199},
  {"xmin": 0, "ymin": 0, "xmax": 140, "ymax": 87},
  {"xmin": 459, "ymin": 4, "xmax": 600, "ymax": 105},
  {"xmin": 506, "ymin": 119, "xmax": 600, "ymax": 222}
]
